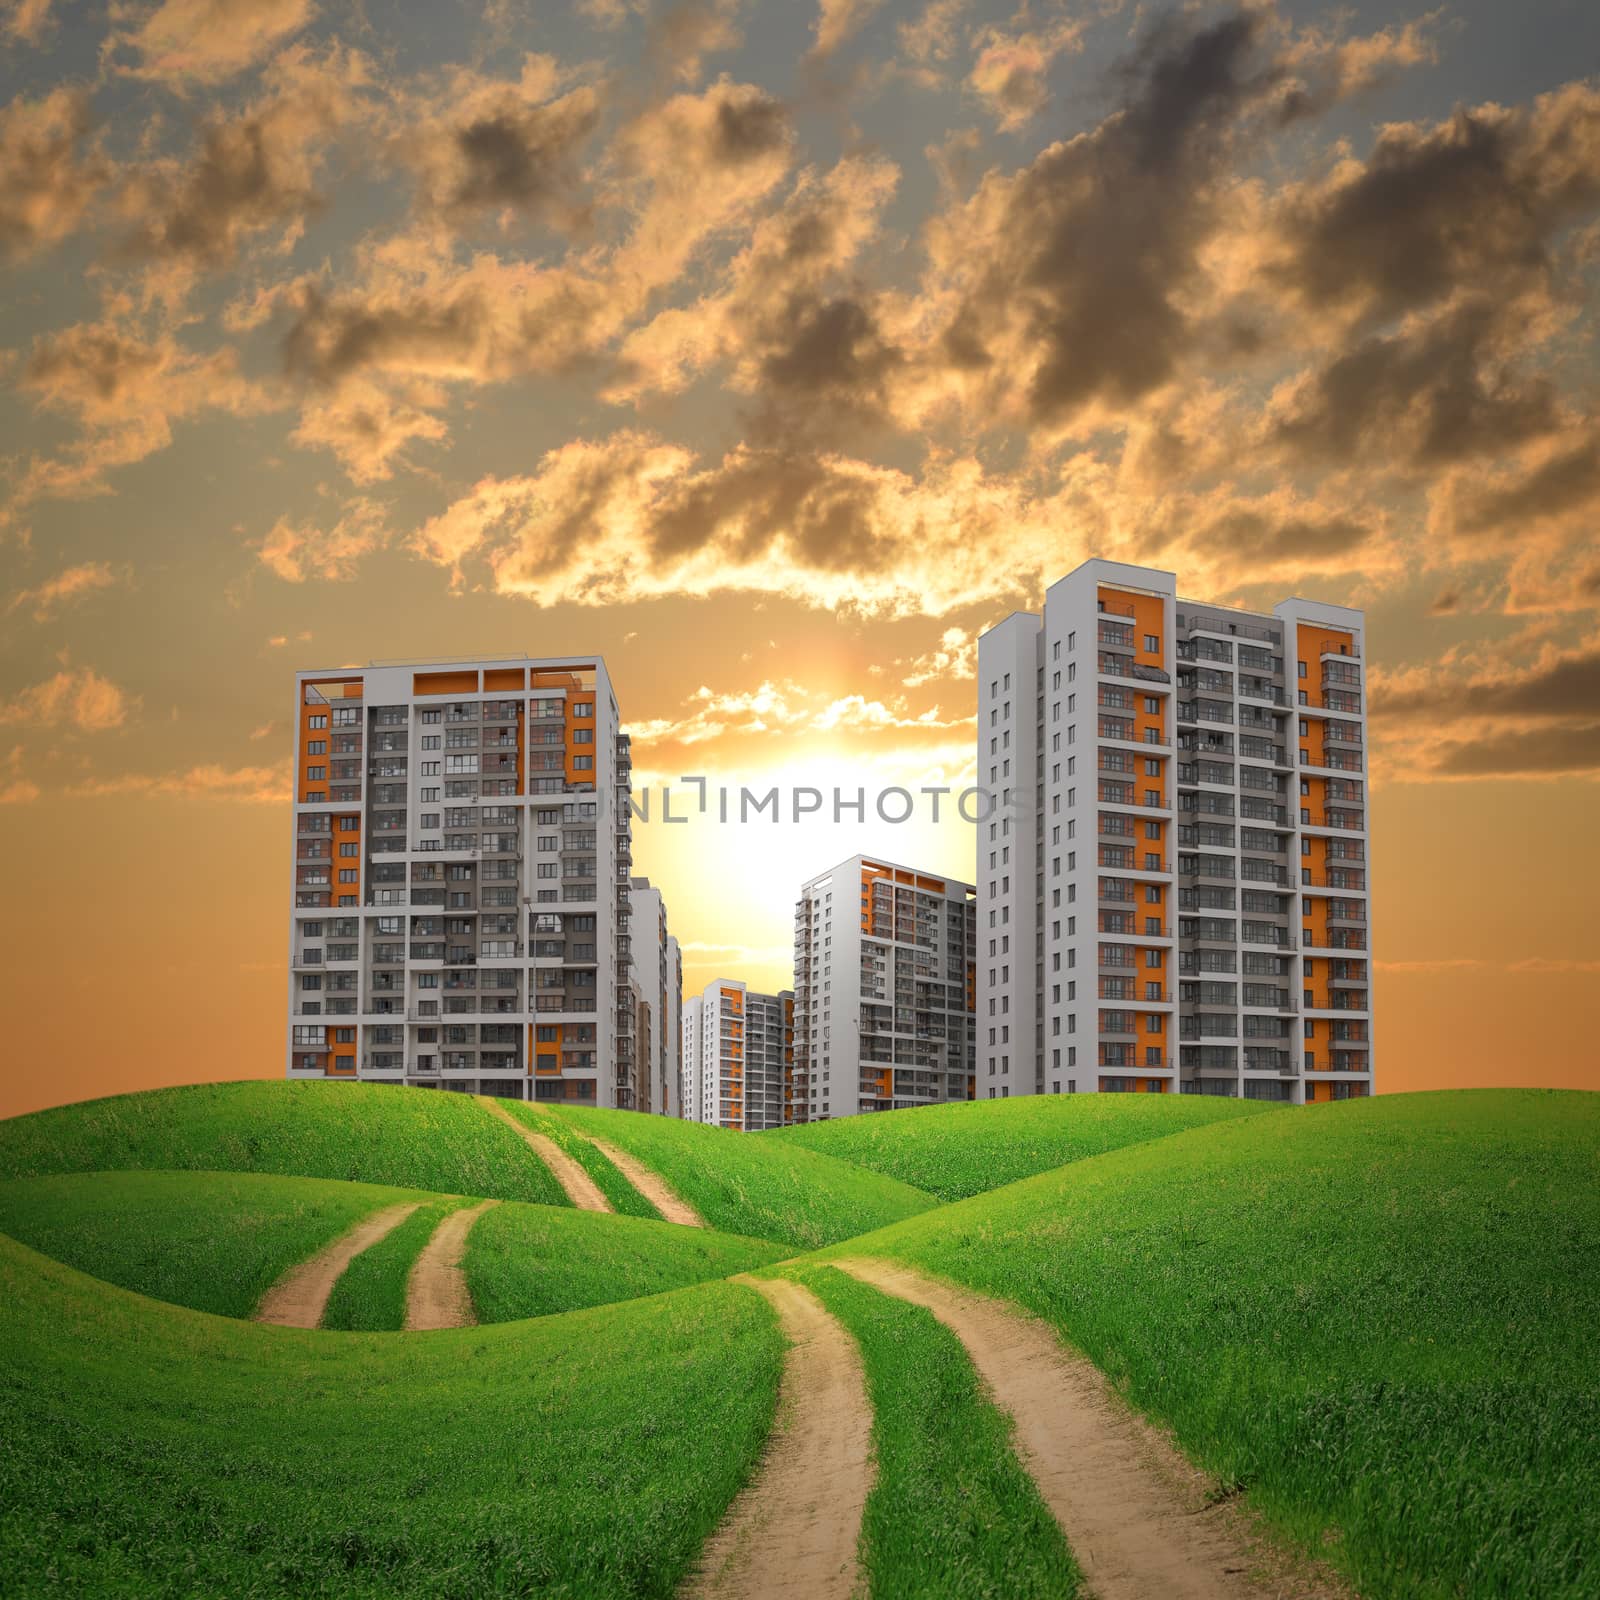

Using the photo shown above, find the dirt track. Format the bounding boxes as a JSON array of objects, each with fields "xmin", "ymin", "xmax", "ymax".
[
  {"xmin": 404, "ymin": 1199, "xmax": 499, "ymax": 1331},
  {"xmin": 837, "ymin": 1258, "xmax": 1353, "ymax": 1600},
  {"xmin": 582, "ymin": 1134, "xmax": 705, "ymax": 1227},
  {"xmin": 478, "ymin": 1097, "xmax": 613, "ymax": 1212},
  {"xmin": 254, "ymin": 1203, "xmax": 420, "ymax": 1328},
  {"xmin": 682, "ymin": 1275, "xmax": 872, "ymax": 1600}
]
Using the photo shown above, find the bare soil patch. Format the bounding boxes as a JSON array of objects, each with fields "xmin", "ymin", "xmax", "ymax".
[
  {"xmin": 254, "ymin": 1203, "xmax": 420, "ymax": 1329},
  {"xmin": 682, "ymin": 1275, "xmax": 873, "ymax": 1600}
]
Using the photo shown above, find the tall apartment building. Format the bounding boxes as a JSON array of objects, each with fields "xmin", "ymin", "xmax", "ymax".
[
  {"xmin": 793, "ymin": 855, "xmax": 978, "ymax": 1122},
  {"xmin": 681, "ymin": 979, "xmax": 794, "ymax": 1130},
  {"xmin": 978, "ymin": 559, "xmax": 1372, "ymax": 1104},
  {"xmin": 285, "ymin": 656, "xmax": 645, "ymax": 1107},
  {"xmin": 627, "ymin": 877, "xmax": 683, "ymax": 1117}
]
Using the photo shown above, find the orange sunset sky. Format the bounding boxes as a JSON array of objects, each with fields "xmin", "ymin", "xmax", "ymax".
[{"xmin": 2, "ymin": 0, "xmax": 1598, "ymax": 1119}]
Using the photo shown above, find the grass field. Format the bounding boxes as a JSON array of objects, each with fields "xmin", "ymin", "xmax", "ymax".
[
  {"xmin": 0, "ymin": 1081, "xmax": 570, "ymax": 1207},
  {"xmin": 0, "ymin": 1081, "xmax": 1590, "ymax": 1597},
  {"xmin": 0, "ymin": 1170, "xmax": 432, "ymax": 1321},
  {"xmin": 467, "ymin": 1203, "xmax": 786, "ymax": 1322},
  {"xmin": 788, "ymin": 1263, "xmax": 1081, "ymax": 1600},
  {"xmin": 818, "ymin": 1090, "xmax": 1600, "ymax": 1600},
  {"xmin": 0, "ymin": 1236, "xmax": 784, "ymax": 1598},
  {"xmin": 769, "ymin": 1093, "xmax": 1268, "ymax": 1200},
  {"xmin": 498, "ymin": 1101, "xmax": 663, "ymax": 1219},
  {"xmin": 320, "ymin": 1194, "xmax": 474, "ymax": 1332},
  {"xmin": 549, "ymin": 1104, "xmax": 937, "ymax": 1249}
]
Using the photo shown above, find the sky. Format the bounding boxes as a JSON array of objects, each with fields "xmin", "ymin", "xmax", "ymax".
[{"xmin": 2, "ymin": 0, "xmax": 1598, "ymax": 1119}]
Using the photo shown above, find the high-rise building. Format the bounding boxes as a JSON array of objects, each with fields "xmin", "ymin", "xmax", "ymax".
[
  {"xmin": 627, "ymin": 876, "xmax": 683, "ymax": 1117},
  {"xmin": 793, "ymin": 855, "xmax": 978, "ymax": 1122},
  {"xmin": 285, "ymin": 656, "xmax": 641, "ymax": 1106},
  {"xmin": 977, "ymin": 559, "xmax": 1372, "ymax": 1105},
  {"xmin": 681, "ymin": 979, "xmax": 794, "ymax": 1130}
]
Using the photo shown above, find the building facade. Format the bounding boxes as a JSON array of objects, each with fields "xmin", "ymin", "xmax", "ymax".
[
  {"xmin": 681, "ymin": 979, "xmax": 795, "ymax": 1130},
  {"xmin": 977, "ymin": 559, "xmax": 1372, "ymax": 1104},
  {"xmin": 793, "ymin": 855, "xmax": 978, "ymax": 1122},
  {"xmin": 627, "ymin": 876, "xmax": 683, "ymax": 1117},
  {"xmin": 285, "ymin": 656, "xmax": 641, "ymax": 1106}
]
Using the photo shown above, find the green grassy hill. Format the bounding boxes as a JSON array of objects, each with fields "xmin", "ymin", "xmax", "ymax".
[
  {"xmin": 0, "ymin": 1168, "xmax": 784, "ymax": 1329},
  {"xmin": 0, "ymin": 1081, "xmax": 569, "ymax": 1205},
  {"xmin": 0, "ymin": 1170, "xmax": 434, "ymax": 1321},
  {"xmin": 546, "ymin": 1104, "xmax": 937, "ymax": 1248},
  {"xmin": 466, "ymin": 1203, "xmax": 785, "ymax": 1322},
  {"xmin": 0, "ymin": 1083, "xmax": 1591, "ymax": 1598},
  {"xmin": 815, "ymin": 1089, "xmax": 1600, "ymax": 1600},
  {"xmin": 767, "ymin": 1093, "xmax": 1268, "ymax": 1199},
  {"xmin": 0, "ymin": 1235, "xmax": 781, "ymax": 1598}
]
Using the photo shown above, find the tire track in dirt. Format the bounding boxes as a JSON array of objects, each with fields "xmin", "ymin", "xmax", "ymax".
[
  {"xmin": 478, "ymin": 1097, "xmax": 612, "ymax": 1212},
  {"xmin": 682, "ymin": 1275, "xmax": 873, "ymax": 1600},
  {"xmin": 254, "ymin": 1203, "xmax": 420, "ymax": 1329},
  {"xmin": 837, "ymin": 1258, "xmax": 1354, "ymax": 1600},
  {"xmin": 580, "ymin": 1133, "xmax": 704, "ymax": 1227},
  {"xmin": 404, "ymin": 1199, "xmax": 499, "ymax": 1331}
]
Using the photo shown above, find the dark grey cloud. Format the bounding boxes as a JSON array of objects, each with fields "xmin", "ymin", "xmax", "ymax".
[
  {"xmin": 648, "ymin": 448, "xmax": 883, "ymax": 569},
  {"xmin": 1274, "ymin": 85, "xmax": 1600, "ymax": 324},
  {"xmin": 914, "ymin": 10, "xmax": 1285, "ymax": 431},
  {"xmin": 1376, "ymin": 648, "xmax": 1600, "ymax": 723},
  {"xmin": 1447, "ymin": 435, "xmax": 1600, "ymax": 539},
  {"xmin": 0, "ymin": 87, "xmax": 104, "ymax": 263},
  {"xmin": 1271, "ymin": 297, "xmax": 1563, "ymax": 468},
  {"xmin": 410, "ymin": 85, "xmax": 601, "ymax": 227},
  {"xmin": 1435, "ymin": 722, "xmax": 1600, "ymax": 777}
]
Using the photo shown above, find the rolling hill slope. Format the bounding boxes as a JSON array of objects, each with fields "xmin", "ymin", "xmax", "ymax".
[
  {"xmin": 767, "ymin": 1093, "xmax": 1269, "ymax": 1200},
  {"xmin": 815, "ymin": 1089, "xmax": 1600, "ymax": 1600},
  {"xmin": 0, "ymin": 1081, "xmax": 569, "ymax": 1205},
  {"xmin": 0, "ymin": 1235, "xmax": 783, "ymax": 1598},
  {"xmin": 0, "ymin": 1170, "xmax": 434, "ymax": 1320},
  {"xmin": 546, "ymin": 1104, "xmax": 937, "ymax": 1248}
]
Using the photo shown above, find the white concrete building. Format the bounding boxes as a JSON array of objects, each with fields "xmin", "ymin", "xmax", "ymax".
[
  {"xmin": 681, "ymin": 978, "xmax": 794, "ymax": 1130},
  {"xmin": 285, "ymin": 655, "xmax": 641, "ymax": 1106},
  {"xmin": 792, "ymin": 855, "xmax": 977, "ymax": 1122},
  {"xmin": 977, "ymin": 559, "xmax": 1372, "ymax": 1105},
  {"xmin": 626, "ymin": 876, "xmax": 682, "ymax": 1117}
]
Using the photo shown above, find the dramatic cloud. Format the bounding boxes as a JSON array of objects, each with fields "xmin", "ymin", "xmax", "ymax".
[
  {"xmin": 1270, "ymin": 83, "xmax": 1600, "ymax": 327},
  {"xmin": 65, "ymin": 761, "xmax": 291, "ymax": 802},
  {"xmin": 1432, "ymin": 722, "xmax": 1600, "ymax": 778},
  {"xmin": 1375, "ymin": 642, "xmax": 1600, "ymax": 724},
  {"xmin": 262, "ymin": 77, "xmax": 792, "ymax": 478},
  {"xmin": 117, "ymin": 44, "xmax": 372, "ymax": 276},
  {"xmin": 105, "ymin": 0, "xmax": 316, "ymax": 86},
  {"xmin": 899, "ymin": 0, "xmax": 966, "ymax": 67},
  {"xmin": 1429, "ymin": 430, "xmax": 1600, "ymax": 544},
  {"xmin": 1372, "ymin": 639, "xmax": 1600, "ymax": 778},
  {"xmin": 1266, "ymin": 297, "xmax": 1563, "ymax": 468},
  {"xmin": 2, "ymin": 0, "xmax": 53, "ymax": 44},
  {"xmin": 894, "ymin": 11, "xmax": 1284, "ymax": 435},
  {"xmin": 628, "ymin": 678, "xmax": 969, "ymax": 747},
  {"xmin": 399, "ymin": 55, "xmax": 601, "ymax": 229},
  {"xmin": 411, "ymin": 431, "xmax": 1061, "ymax": 615},
  {"xmin": 607, "ymin": 154, "xmax": 899, "ymax": 419},
  {"xmin": 0, "ymin": 88, "xmax": 105, "ymax": 262},
  {"xmin": 897, "ymin": 627, "xmax": 976, "ymax": 687},
  {"xmin": 812, "ymin": 0, "xmax": 883, "ymax": 60},
  {"xmin": 0, "ymin": 746, "xmax": 41, "ymax": 805},
  {"xmin": 966, "ymin": 17, "xmax": 1084, "ymax": 131},
  {"xmin": 7, "ymin": 562, "xmax": 123, "ymax": 621},
  {"xmin": 12, "ymin": 320, "xmax": 264, "ymax": 505},
  {"xmin": 0, "ymin": 667, "xmax": 134, "ymax": 731},
  {"xmin": 256, "ymin": 498, "xmax": 387, "ymax": 581},
  {"xmin": 650, "ymin": 0, "xmax": 743, "ymax": 85}
]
